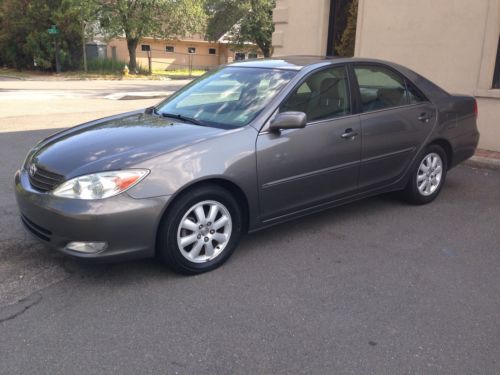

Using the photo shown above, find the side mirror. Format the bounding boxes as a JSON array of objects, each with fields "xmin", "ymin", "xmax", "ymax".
[{"xmin": 269, "ymin": 111, "xmax": 307, "ymax": 131}]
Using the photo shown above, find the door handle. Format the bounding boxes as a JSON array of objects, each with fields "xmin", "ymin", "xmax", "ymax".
[
  {"xmin": 417, "ymin": 113, "xmax": 432, "ymax": 123},
  {"xmin": 341, "ymin": 128, "xmax": 359, "ymax": 140}
]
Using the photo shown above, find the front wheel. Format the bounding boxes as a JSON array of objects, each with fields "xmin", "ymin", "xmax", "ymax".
[
  {"xmin": 403, "ymin": 145, "xmax": 447, "ymax": 205},
  {"xmin": 157, "ymin": 184, "xmax": 242, "ymax": 274}
]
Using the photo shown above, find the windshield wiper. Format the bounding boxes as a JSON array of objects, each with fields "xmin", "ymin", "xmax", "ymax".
[{"xmin": 157, "ymin": 111, "xmax": 202, "ymax": 125}]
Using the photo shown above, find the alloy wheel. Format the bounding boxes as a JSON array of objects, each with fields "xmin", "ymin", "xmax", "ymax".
[
  {"xmin": 176, "ymin": 200, "xmax": 233, "ymax": 263},
  {"xmin": 417, "ymin": 152, "xmax": 443, "ymax": 196}
]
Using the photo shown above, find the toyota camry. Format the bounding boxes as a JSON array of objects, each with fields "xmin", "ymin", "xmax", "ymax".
[{"xmin": 15, "ymin": 56, "xmax": 479, "ymax": 274}]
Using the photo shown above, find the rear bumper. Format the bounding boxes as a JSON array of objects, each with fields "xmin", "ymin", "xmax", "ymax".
[
  {"xmin": 450, "ymin": 130, "xmax": 480, "ymax": 169},
  {"xmin": 15, "ymin": 169, "xmax": 170, "ymax": 261}
]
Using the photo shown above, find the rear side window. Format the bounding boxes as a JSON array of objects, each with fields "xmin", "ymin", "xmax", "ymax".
[
  {"xmin": 280, "ymin": 66, "xmax": 351, "ymax": 122},
  {"xmin": 354, "ymin": 65, "xmax": 426, "ymax": 112}
]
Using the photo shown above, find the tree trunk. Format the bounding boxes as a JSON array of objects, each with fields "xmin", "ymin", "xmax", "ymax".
[
  {"xmin": 82, "ymin": 22, "xmax": 87, "ymax": 73},
  {"xmin": 258, "ymin": 41, "xmax": 271, "ymax": 57},
  {"xmin": 127, "ymin": 38, "xmax": 139, "ymax": 73}
]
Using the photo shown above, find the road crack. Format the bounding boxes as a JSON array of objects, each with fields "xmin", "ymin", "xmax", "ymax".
[{"xmin": 0, "ymin": 292, "xmax": 42, "ymax": 324}]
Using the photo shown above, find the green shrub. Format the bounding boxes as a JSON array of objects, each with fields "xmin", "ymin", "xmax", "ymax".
[{"xmin": 87, "ymin": 58, "xmax": 148, "ymax": 75}]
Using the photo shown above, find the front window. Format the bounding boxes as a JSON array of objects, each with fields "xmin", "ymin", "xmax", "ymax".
[
  {"xmin": 281, "ymin": 66, "xmax": 351, "ymax": 122},
  {"xmin": 156, "ymin": 67, "xmax": 296, "ymax": 128}
]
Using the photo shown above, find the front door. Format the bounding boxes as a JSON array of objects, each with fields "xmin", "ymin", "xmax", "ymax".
[{"xmin": 256, "ymin": 66, "xmax": 361, "ymax": 221}]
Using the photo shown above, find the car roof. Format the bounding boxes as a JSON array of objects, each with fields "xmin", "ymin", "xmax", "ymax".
[
  {"xmin": 228, "ymin": 56, "xmax": 387, "ymax": 70},
  {"xmin": 229, "ymin": 55, "xmax": 451, "ymax": 102}
]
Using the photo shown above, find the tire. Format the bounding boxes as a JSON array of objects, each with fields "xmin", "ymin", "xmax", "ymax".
[
  {"xmin": 157, "ymin": 184, "xmax": 242, "ymax": 274},
  {"xmin": 403, "ymin": 144, "xmax": 448, "ymax": 205}
]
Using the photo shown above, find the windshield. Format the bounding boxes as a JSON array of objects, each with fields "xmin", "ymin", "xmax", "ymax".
[{"xmin": 155, "ymin": 67, "xmax": 296, "ymax": 128}]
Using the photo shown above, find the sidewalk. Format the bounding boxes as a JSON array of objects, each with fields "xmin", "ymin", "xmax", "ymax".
[{"xmin": 466, "ymin": 149, "xmax": 500, "ymax": 170}]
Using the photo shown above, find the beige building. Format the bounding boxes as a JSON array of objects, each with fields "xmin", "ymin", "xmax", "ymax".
[
  {"xmin": 107, "ymin": 35, "xmax": 262, "ymax": 72},
  {"xmin": 273, "ymin": 0, "xmax": 500, "ymax": 152}
]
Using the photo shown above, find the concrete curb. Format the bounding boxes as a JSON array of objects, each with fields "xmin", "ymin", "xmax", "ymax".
[{"xmin": 464, "ymin": 156, "xmax": 500, "ymax": 171}]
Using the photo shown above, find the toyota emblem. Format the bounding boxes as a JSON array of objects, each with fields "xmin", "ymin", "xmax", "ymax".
[{"xmin": 29, "ymin": 164, "xmax": 37, "ymax": 177}]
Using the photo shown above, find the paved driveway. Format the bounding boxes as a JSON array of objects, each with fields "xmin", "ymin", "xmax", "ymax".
[{"xmin": 0, "ymin": 79, "xmax": 499, "ymax": 374}]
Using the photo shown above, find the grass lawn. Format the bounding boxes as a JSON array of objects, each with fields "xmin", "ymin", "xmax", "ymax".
[
  {"xmin": 0, "ymin": 67, "xmax": 205, "ymax": 80},
  {"xmin": 152, "ymin": 69, "xmax": 207, "ymax": 78}
]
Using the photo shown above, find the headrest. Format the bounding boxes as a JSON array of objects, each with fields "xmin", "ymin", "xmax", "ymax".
[
  {"xmin": 320, "ymin": 78, "xmax": 340, "ymax": 94},
  {"xmin": 378, "ymin": 87, "xmax": 405, "ymax": 106}
]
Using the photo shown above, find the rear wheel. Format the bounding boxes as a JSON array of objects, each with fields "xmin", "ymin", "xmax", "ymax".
[
  {"xmin": 157, "ymin": 184, "xmax": 242, "ymax": 274},
  {"xmin": 403, "ymin": 144, "xmax": 447, "ymax": 204}
]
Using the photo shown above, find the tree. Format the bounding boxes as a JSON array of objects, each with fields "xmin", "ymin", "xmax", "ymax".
[
  {"xmin": 100, "ymin": 0, "xmax": 206, "ymax": 73},
  {"xmin": 63, "ymin": 0, "xmax": 101, "ymax": 72},
  {"xmin": 0, "ymin": 0, "xmax": 88, "ymax": 70},
  {"xmin": 205, "ymin": 0, "xmax": 275, "ymax": 57},
  {"xmin": 0, "ymin": 0, "xmax": 32, "ymax": 69},
  {"xmin": 334, "ymin": 0, "xmax": 358, "ymax": 57},
  {"xmin": 205, "ymin": 0, "xmax": 247, "ymax": 41},
  {"xmin": 239, "ymin": 0, "xmax": 274, "ymax": 57}
]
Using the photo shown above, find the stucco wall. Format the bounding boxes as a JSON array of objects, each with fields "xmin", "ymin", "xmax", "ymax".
[
  {"xmin": 272, "ymin": 0, "xmax": 331, "ymax": 56},
  {"xmin": 355, "ymin": 0, "xmax": 500, "ymax": 151}
]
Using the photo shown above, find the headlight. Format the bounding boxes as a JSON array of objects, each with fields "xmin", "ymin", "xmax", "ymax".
[{"xmin": 52, "ymin": 169, "xmax": 149, "ymax": 200}]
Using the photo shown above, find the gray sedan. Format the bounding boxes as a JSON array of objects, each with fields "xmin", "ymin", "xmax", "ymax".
[{"xmin": 15, "ymin": 56, "xmax": 479, "ymax": 274}]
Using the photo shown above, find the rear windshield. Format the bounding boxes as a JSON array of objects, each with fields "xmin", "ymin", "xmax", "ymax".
[{"xmin": 156, "ymin": 67, "xmax": 296, "ymax": 128}]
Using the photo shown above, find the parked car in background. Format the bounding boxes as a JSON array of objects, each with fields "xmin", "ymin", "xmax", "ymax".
[{"xmin": 15, "ymin": 56, "xmax": 479, "ymax": 274}]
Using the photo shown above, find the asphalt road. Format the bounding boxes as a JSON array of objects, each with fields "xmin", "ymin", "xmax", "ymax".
[{"xmin": 0, "ymin": 79, "xmax": 499, "ymax": 374}]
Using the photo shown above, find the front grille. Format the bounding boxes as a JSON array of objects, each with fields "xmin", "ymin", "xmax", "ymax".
[
  {"xmin": 28, "ymin": 165, "xmax": 64, "ymax": 192},
  {"xmin": 21, "ymin": 214, "xmax": 52, "ymax": 242}
]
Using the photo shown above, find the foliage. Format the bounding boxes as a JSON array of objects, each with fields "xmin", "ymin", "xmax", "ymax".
[
  {"xmin": 87, "ymin": 57, "xmax": 131, "ymax": 74},
  {"xmin": 0, "ymin": 0, "xmax": 100, "ymax": 70},
  {"xmin": 205, "ymin": 0, "xmax": 275, "ymax": 57},
  {"xmin": 100, "ymin": 0, "xmax": 206, "ymax": 72},
  {"xmin": 334, "ymin": 0, "xmax": 358, "ymax": 57},
  {"xmin": 0, "ymin": 0, "xmax": 205, "ymax": 72},
  {"xmin": 205, "ymin": 0, "xmax": 247, "ymax": 41},
  {"xmin": 239, "ymin": 0, "xmax": 275, "ymax": 57}
]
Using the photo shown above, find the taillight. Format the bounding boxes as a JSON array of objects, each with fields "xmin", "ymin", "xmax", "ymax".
[{"xmin": 473, "ymin": 99, "xmax": 478, "ymax": 118}]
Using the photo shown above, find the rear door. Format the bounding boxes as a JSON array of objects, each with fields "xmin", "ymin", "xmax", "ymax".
[
  {"xmin": 256, "ymin": 65, "xmax": 361, "ymax": 221},
  {"xmin": 352, "ymin": 64, "xmax": 436, "ymax": 190}
]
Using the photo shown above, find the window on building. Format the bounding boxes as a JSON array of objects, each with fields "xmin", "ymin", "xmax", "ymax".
[
  {"xmin": 248, "ymin": 53, "xmax": 258, "ymax": 59},
  {"xmin": 493, "ymin": 37, "xmax": 500, "ymax": 89},
  {"xmin": 208, "ymin": 48, "xmax": 216, "ymax": 55},
  {"xmin": 141, "ymin": 44, "xmax": 151, "ymax": 52},
  {"xmin": 188, "ymin": 47, "xmax": 196, "ymax": 54},
  {"xmin": 354, "ymin": 65, "xmax": 410, "ymax": 112},
  {"xmin": 166, "ymin": 46, "xmax": 174, "ymax": 53},
  {"xmin": 280, "ymin": 66, "xmax": 351, "ymax": 122},
  {"xmin": 235, "ymin": 53, "xmax": 246, "ymax": 61}
]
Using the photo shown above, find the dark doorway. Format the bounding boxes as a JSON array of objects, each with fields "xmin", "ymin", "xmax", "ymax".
[{"xmin": 326, "ymin": 0, "xmax": 358, "ymax": 57}]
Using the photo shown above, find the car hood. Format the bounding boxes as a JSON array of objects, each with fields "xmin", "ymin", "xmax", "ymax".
[{"xmin": 30, "ymin": 111, "xmax": 224, "ymax": 178}]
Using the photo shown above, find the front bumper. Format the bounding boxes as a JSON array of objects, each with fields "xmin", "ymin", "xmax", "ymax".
[{"xmin": 15, "ymin": 169, "xmax": 170, "ymax": 261}]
